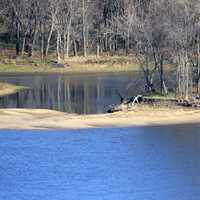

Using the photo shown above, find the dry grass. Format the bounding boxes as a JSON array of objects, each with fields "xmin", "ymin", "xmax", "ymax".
[
  {"xmin": 66, "ymin": 55, "xmax": 137, "ymax": 67},
  {"xmin": 0, "ymin": 50, "xmax": 138, "ymax": 74}
]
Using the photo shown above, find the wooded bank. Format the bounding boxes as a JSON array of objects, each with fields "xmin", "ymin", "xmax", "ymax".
[{"xmin": 1, "ymin": 0, "xmax": 200, "ymax": 99}]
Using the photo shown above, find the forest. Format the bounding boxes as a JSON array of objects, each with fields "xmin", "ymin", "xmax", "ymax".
[{"xmin": 0, "ymin": 0, "xmax": 200, "ymax": 100}]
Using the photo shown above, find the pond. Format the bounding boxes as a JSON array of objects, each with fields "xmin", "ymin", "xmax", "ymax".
[
  {"xmin": 0, "ymin": 71, "xmax": 176, "ymax": 114},
  {"xmin": 0, "ymin": 125, "xmax": 200, "ymax": 200},
  {"xmin": 0, "ymin": 73, "xmax": 144, "ymax": 114}
]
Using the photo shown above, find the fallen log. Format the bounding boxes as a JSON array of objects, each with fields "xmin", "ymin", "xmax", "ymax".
[
  {"xmin": 107, "ymin": 94, "xmax": 144, "ymax": 113},
  {"xmin": 107, "ymin": 105, "xmax": 123, "ymax": 113},
  {"xmin": 116, "ymin": 90, "xmax": 143, "ymax": 105}
]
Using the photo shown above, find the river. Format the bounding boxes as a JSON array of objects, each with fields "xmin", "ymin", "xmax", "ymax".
[{"xmin": 0, "ymin": 125, "xmax": 199, "ymax": 200}]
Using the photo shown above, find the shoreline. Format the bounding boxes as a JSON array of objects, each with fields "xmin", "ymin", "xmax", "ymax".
[
  {"xmin": 0, "ymin": 55, "xmax": 138, "ymax": 74},
  {"xmin": 0, "ymin": 66, "xmax": 136, "ymax": 76},
  {"xmin": 0, "ymin": 107, "xmax": 200, "ymax": 130},
  {"xmin": 0, "ymin": 69, "xmax": 135, "ymax": 76}
]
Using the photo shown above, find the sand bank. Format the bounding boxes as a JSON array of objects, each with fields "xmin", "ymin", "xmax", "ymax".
[
  {"xmin": 0, "ymin": 82, "xmax": 26, "ymax": 97},
  {"xmin": 0, "ymin": 107, "xmax": 200, "ymax": 130}
]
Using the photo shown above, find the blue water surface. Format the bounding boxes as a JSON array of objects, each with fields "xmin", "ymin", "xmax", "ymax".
[{"xmin": 0, "ymin": 125, "xmax": 200, "ymax": 200}]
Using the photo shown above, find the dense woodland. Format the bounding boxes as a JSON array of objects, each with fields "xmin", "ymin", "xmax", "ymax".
[{"xmin": 0, "ymin": 0, "xmax": 200, "ymax": 99}]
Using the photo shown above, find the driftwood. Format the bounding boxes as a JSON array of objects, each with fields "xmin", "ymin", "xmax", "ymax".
[
  {"xmin": 116, "ymin": 90, "xmax": 143, "ymax": 105},
  {"xmin": 177, "ymin": 99, "xmax": 200, "ymax": 108},
  {"xmin": 107, "ymin": 94, "xmax": 144, "ymax": 113},
  {"xmin": 107, "ymin": 92, "xmax": 200, "ymax": 113}
]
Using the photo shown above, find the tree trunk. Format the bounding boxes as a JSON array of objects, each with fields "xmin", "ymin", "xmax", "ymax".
[
  {"xmin": 96, "ymin": 43, "xmax": 100, "ymax": 57},
  {"xmin": 45, "ymin": 19, "xmax": 54, "ymax": 57},
  {"xmin": 82, "ymin": 0, "xmax": 87, "ymax": 57},
  {"xmin": 126, "ymin": 32, "xmax": 130, "ymax": 55},
  {"xmin": 176, "ymin": 50, "xmax": 190, "ymax": 100},
  {"xmin": 65, "ymin": 20, "xmax": 71, "ymax": 59},
  {"xmin": 57, "ymin": 31, "xmax": 61, "ymax": 64},
  {"xmin": 66, "ymin": 30, "xmax": 70, "ymax": 58},
  {"xmin": 114, "ymin": 34, "xmax": 118, "ymax": 52},
  {"xmin": 30, "ymin": 30, "xmax": 38, "ymax": 57},
  {"xmin": 159, "ymin": 54, "xmax": 168, "ymax": 94},
  {"xmin": 185, "ymin": 55, "xmax": 189, "ymax": 100},
  {"xmin": 142, "ymin": 52, "xmax": 155, "ymax": 93},
  {"xmin": 63, "ymin": 34, "xmax": 67, "ymax": 60},
  {"xmin": 40, "ymin": 22, "xmax": 44, "ymax": 60},
  {"xmin": 21, "ymin": 36, "xmax": 26, "ymax": 56},
  {"xmin": 73, "ymin": 39, "xmax": 78, "ymax": 57},
  {"xmin": 197, "ymin": 42, "xmax": 200, "ymax": 94},
  {"xmin": 16, "ymin": 21, "xmax": 20, "ymax": 56}
]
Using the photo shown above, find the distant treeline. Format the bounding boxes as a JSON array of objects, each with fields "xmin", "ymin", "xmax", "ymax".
[{"xmin": 0, "ymin": 0, "xmax": 200, "ymax": 99}]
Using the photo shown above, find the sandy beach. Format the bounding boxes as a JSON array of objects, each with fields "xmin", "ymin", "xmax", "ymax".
[{"xmin": 0, "ymin": 107, "xmax": 200, "ymax": 130}]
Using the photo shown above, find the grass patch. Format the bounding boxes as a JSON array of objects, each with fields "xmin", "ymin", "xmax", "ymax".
[{"xmin": 144, "ymin": 91, "xmax": 176, "ymax": 100}]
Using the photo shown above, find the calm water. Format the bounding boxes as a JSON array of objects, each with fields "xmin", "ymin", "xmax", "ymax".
[
  {"xmin": 0, "ymin": 125, "xmax": 200, "ymax": 200},
  {"xmin": 0, "ymin": 73, "xmax": 144, "ymax": 114}
]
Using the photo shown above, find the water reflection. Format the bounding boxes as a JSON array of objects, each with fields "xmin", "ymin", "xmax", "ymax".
[{"xmin": 0, "ymin": 73, "xmax": 143, "ymax": 114}]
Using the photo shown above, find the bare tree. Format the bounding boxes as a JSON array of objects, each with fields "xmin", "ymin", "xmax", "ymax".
[
  {"xmin": 45, "ymin": 0, "xmax": 60, "ymax": 57},
  {"xmin": 167, "ymin": 0, "xmax": 197, "ymax": 99}
]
